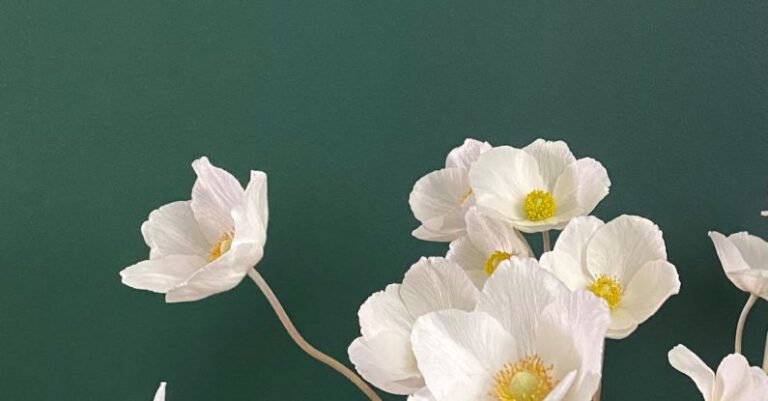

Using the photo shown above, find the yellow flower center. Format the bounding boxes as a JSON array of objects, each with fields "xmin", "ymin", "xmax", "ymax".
[
  {"xmin": 484, "ymin": 250, "xmax": 515, "ymax": 276},
  {"xmin": 493, "ymin": 355, "xmax": 554, "ymax": 401},
  {"xmin": 522, "ymin": 190, "xmax": 556, "ymax": 221},
  {"xmin": 459, "ymin": 188, "xmax": 473, "ymax": 206},
  {"xmin": 587, "ymin": 275, "xmax": 623, "ymax": 310},
  {"xmin": 207, "ymin": 232, "xmax": 234, "ymax": 262}
]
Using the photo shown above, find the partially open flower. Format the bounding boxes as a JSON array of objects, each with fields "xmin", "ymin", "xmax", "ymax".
[
  {"xmin": 410, "ymin": 258, "xmax": 610, "ymax": 401},
  {"xmin": 540, "ymin": 215, "xmax": 680, "ymax": 339},
  {"xmin": 469, "ymin": 139, "xmax": 610, "ymax": 233},
  {"xmin": 120, "ymin": 157, "xmax": 268, "ymax": 303},
  {"xmin": 668, "ymin": 345, "xmax": 768, "ymax": 401},
  {"xmin": 348, "ymin": 257, "xmax": 479, "ymax": 395},
  {"xmin": 446, "ymin": 208, "xmax": 532, "ymax": 287},
  {"xmin": 409, "ymin": 139, "xmax": 491, "ymax": 242},
  {"xmin": 709, "ymin": 231, "xmax": 768, "ymax": 300}
]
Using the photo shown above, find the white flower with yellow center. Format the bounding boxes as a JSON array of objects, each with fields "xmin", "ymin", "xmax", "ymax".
[
  {"xmin": 410, "ymin": 258, "xmax": 610, "ymax": 401},
  {"xmin": 668, "ymin": 345, "xmax": 768, "ymax": 401},
  {"xmin": 709, "ymin": 231, "xmax": 768, "ymax": 300},
  {"xmin": 469, "ymin": 139, "xmax": 610, "ymax": 233},
  {"xmin": 540, "ymin": 215, "xmax": 680, "ymax": 339},
  {"xmin": 153, "ymin": 382, "xmax": 166, "ymax": 401},
  {"xmin": 409, "ymin": 138, "xmax": 492, "ymax": 242},
  {"xmin": 120, "ymin": 157, "xmax": 268, "ymax": 303},
  {"xmin": 447, "ymin": 207, "xmax": 533, "ymax": 287},
  {"xmin": 348, "ymin": 257, "xmax": 479, "ymax": 395}
]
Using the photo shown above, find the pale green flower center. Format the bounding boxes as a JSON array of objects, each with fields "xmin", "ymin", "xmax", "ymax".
[{"xmin": 493, "ymin": 355, "xmax": 554, "ymax": 401}]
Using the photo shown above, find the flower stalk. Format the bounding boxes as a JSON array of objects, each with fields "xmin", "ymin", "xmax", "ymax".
[
  {"xmin": 763, "ymin": 329, "xmax": 768, "ymax": 374},
  {"xmin": 247, "ymin": 268, "xmax": 382, "ymax": 401},
  {"xmin": 542, "ymin": 231, "xmax": 551, "ymax": 253},
  {"xmin": 735, "ymin": 294, "xmax": 758, "ymax": 354}
]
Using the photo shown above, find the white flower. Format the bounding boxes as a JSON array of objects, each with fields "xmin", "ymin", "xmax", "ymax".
[
  {"xmin": 446, "ymin": 207, "xmax": 533, "ymax": 287},
  {"xmin": 668, "ymin": 345, "xmax": 768, "ymax": 401},
  {"xmin": 709, "ymin": 231, "xmax": 768, "ymax": 300},
  {"xmin": 410, "ymin": 258, "xmax": 610, "ymax": 401},
  {"xmin": 348, "ymin": 257, "xmax": 479, "ymax": 395},
  {"xmin": 153, "ymin": 382, "xmax": 166, "ymax": 401},
  {"xmin": 540, "ymin": 215, "xmax": 680, "ymax": 339},
  {"xmin": 120, "ymin": 157, "xmax": 268, "ymax": 303},
  {"xmin": 409, "ymin": 138, "xmax": 492, "ymax": 242},
  {"xmin": 469, "ymin": 139, "xmax": 610, "ymax": 233}
]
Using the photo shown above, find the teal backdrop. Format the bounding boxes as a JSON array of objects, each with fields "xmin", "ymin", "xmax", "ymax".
[{"xmin": 1, "ymin": 1, "xmax": 766, "ymax": 400}]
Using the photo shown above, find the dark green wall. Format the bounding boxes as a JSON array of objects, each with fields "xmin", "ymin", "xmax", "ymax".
[{"xmin": 1, "ymin": 1, "xmax": 766, "ymax": 400}]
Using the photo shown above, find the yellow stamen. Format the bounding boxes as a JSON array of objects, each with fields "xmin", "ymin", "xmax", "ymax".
[
  {"xmin": 588, "ymin": 275, "xmax": 623, "ymax": 310},
  {"xmin": 522, "ymin": 190, "xmax": 556, "ymax": 222},
  {"xmin": 459, "ymin": 188, "xmax": 473, "ymax": 206},
  {"xmin": 493, "ymin": 355, "xmax": 554, "ymax": 401},
  {"xmin": 484, "ymin": 250, "xmax": 515, "ymax": 276},
  {"xmin": 208, "ymin": 232, "xmax": 234, "ymax": 262}
]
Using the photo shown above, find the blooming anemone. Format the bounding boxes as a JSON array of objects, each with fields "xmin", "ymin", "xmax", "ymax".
[
  {"xmin": 469, "ymin": 139, "xmax": 610, "ymax": 233},
  {"xmin": 410, "ymin": 258, "xmax": 610, "ymax": 401},
  {"xmin": 120, "ymin": 157, "xmax": 268, "ymax": 303},
  {"xmin": 540, "ymin": 215, "xmax": 680, "ymax": 339},
  {"xmin": 709, "ymin": 231, "xmax": 768, "ymax": 300},
  {"xmin": 668, "ymin": 345, "xmax": 768, "ymax": 401},
  {"xmin": 446, "ymin": 207, "xmax": 533, "ymax": 287},
  {"xmin": 409, "ymin": 138, "xmax": 492, "ymax": 242},
  {"xmin": 348, "ymin": 257, "xmax": 479, "ymax": 395}
]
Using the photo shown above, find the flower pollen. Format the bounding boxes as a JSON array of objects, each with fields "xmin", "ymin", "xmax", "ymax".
[
  {"xmin": 588, "ymin": 275, "xmax": 623, "ymax": 310},
  {"xmin": 208, "ymin": 232, "xmax": 234, "ymax": 262},
  {"xmin": 458, "ymin": 188, "xmax": 474, "ymax": 206},
  {"xmin": 493, "ymin": 355, "xmax": 554, "ymax": 401},
  {"xmin": 522, "ymin": 190, "xmax": 556, "ymax": 222},
  {"xmin": 484, "ymin": 250, "xmax": 515, "ymax": 276}
]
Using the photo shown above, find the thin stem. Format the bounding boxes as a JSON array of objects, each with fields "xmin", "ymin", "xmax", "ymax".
[
  {"xmin": 763, "ymin": 328, "xmax": 768, "ymax": 374},
  {"xmin": 247, "ymin": 268, "xmax": 382, "ymax": 401},
  {"xmin": 735, "ymin": 294, "xmax": 758, "ymax": 354},
  {"xmin": 592, "ymin": 339, "xmax": 605, "ymax": 401},
  {"xmin": 542, "ymin": 231, "xmax": 551, "ymax": 253}
]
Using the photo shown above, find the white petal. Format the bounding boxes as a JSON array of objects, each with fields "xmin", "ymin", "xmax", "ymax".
[
  {"xmin": 522, "ymin": 139, "xmax": 576, "ymax": 191},
  {"xmin": 400, "ymin": 257, "xmax": 479, "ymax": 318},
  {"xmin": 413, "ymin": 225, "xmax": 459, "ymax": 242},
  {"xmin": 446, "ymin": 236, "xmax": 488, "ymax": 288},
  {"xmin": 668, "ymin": 345, "xmax": 714, "ymax": 401},
  {"xmin": 553, "ymin": 216, "xmax": 605, "ymax": 267},
  {"xmin": 190, "ymin": 157, "xmax": 246, "ymax": 243},
  {"xmin": 120, "ymin": 255, "xmax": 207, "ymax": 293},
  {"xmin": 235, "ymin": 171, "xmax": 268, "ymax": 248},
  {"xmin": 408, "ymin": 388, "xmax": 437, "ymax": 401},
  {"xmin": 141, "ymin": 201, "xmax": 211, "ymax": 259},
  {"xmin": 153, "ymin": 382, "xmax": 166, "ymax": 401},
  {"xmin": 536, "ymin": 291, "xmax": 610, "ymax": 401},
  {"xmin": 552, "ymin": 158, "xmax": 610, "ymax": 222},
  {"xmin": 727, "ymin": 270, "xmax": 768, "ymax": 301},
  {"xmin": 710, "ymin": 231, "xmax": 764, "ymax": 295},
  {"xmin": 445, "ymin": 138, "xmax": 492, "ymax": 170},
  {"xmin": 409, "ymin": 168, "xmax": 471, "ymax": 242},
  {"xmin": 727, "ymin": 232, "xmax": 768, "ymax": 271},
  {"xmin": 586, "ymin": 215, "xmax": 667, "ymax": 283},
  {"xmin": 606, "ymin": 308, "xmax": 639, "ymax": 339},
  {"xmin": 358, "ymin": 284, "xmax": 413, "ymax": 339},
  {"xmin": 465, "ymin": 208, "xmax": 533, "ymax": 258},
  {"xmin": 542, "ymin": 370, "xmax": 578, "ymax": 401},
  {"xmin": 620, "ymin": 260, "xmax": 680, "ymax": 326},
  {"xmin": 714, "ymin": 353, "xmax": 764, "ymax": 401},
  {"xmin": 476, "ymin": 258, "xmax": 567, "ymax": 356},
  {"xmin": 348, "ymin": 335, "xmax": 423, "ymax": 395},
  {"xmin": 539, "ymin": 251, "xmax": 592, "ymax": 291},
  {"xmin": 411, "ymin": 310, "xmax": 517, "ymax": 401},
  {"xmin": 469, "ymin": 146, "xmax": 545, "ymax": 223}
]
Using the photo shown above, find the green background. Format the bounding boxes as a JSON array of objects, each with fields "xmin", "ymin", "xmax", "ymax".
[{"xmin": 1, "ymin": 1, "xmax": 766, "ymax": 400}]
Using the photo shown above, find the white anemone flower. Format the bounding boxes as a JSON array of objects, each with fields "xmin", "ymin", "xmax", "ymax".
[
  {"xmin": 348, "ymin": 257, "xmax": 479, "ymax": 395},
  {"xmin": 447, "ymin": 207, "xmax": 533, "ymax": 287},
  {"xmin": 120, "ymin": 157, "xmax": 268, "ymax": 303},
  {"xmin": 668, "ymin": 345, "xmax": 768, "ymax": 401},
  {"xmin": 411, "ymin": 258, "xmax": 610, "ymax": 401},
  {"xmin": 469, "ymin": 139, "xmax": 610, "ymax": 233},
  {"xmin": 153, "ymin": 382, "xmax": 166, "ymax": 401},
  {"xmin": 709, "ymin": 231, "xmax": 768, "ymax": 300},
  {"xmin": 540, "ymin": 215, "xmax": 680, "ymax": 339},
  {"xmin": 409, "ymin": 138, "xmax": 492, "ymax": 242}
]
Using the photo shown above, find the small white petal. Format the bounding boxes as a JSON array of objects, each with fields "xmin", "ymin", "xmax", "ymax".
[
  {"xmin": 605, "ymin": 308, "xmax": 639, "ymax": 339},
  {"xmin": 552, "ymin": 158, "xmax": 610, "ymax": 222},
  {"xmin": 539, "ymin": 251, "xmax": 592, "ymax": 291},
  {"xmin": 446, "ymin": 236, "xmax": 488, "ymax": 288},
  {"xmin": 191, "ymin": 157, "xmax": 247, "ymax": 243},
  {"xmin": 726, "ymin": 232, "xmax": 768, "ymax": 273},
  {"xmin": 668, "ymin": 345, "xmax": 714, "ymax": 401},
  {"xmin": 400, "ymin": 257, "xmax": 479, "ymax": 318},
  {"xmin": 357, "ymin": 284, "xmax": 413, "ymax": 339},
  {"xmin": 522, "ymin": 139, "xmax": 576, "ymax": 191},
  {"xmin": 465, "ymin": 208, "xmax": 533, "ymax": 258},
  {"xmin": 141, "ymin": 201, "xmax": 211, "ymax": 259},
  {"xmin": 445, "ymin": 138, "xmax": 492, "ymax": 170},
  {"xmin": 413, "ymin": 225, "xmax": 459, "ymax": 242},
  {"xmin": 120, "ymin": 255, "xmax": 206, "ymax": 293},
  {"xmin": 620, "ymin": 260, "xmax": 680, "ymax": 326},
  {"xmin": 709, "ymin": 231, "xmax": 752, "ymax": 275},
  {"xmin": 153, "ymin": 382, "xmax": 166, "ymax": 401},
  {"xmin": 552, "ymin": 216, "xmax": 605, "ymax": 267},
  {"xmin": 411, "ymin": 310, "xmax": 516, "ymax": 401},
  {"xmin": 348, "ymin": 335, "xmax": 423, "ymax": 395},
  {"xmin": 409, "ymin": 168, "xmax": 471, "ymax": 242}
]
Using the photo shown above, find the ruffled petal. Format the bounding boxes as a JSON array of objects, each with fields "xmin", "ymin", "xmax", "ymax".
[
  {"xmin": 400, "ymin": 257, "xmax": 479, "ymax": 318},
  {"xmin": 348, "ymin": 334, "xmax": 423, "ymax": 395},
  {"xmin": 620, "ymin": 260, "xmax": 680, "ymax": 326},
  {"xmin": 714, "ymin": 353, "xmax": 764, "ymax": 401},
  {"xmin": 409, "ymin": 168, "xmax": 471, "ymax": 242},
  {"xmin": 446, "ymin": 236, "xmax": 488, "ymax": 288},
  {"xmin": 358, "ymin": 284, "xmax": 413, "ymax": 339},
  {"xmin": 411, "ymin": 310, "xmax": 517, "ymax": 401},
  {"xmin": 552, "ymin": 158, "xmax": 610, "ymax": 222},
  {"xmin": 553, "ymin": 216, "xmax": 604, "ymax": 267},
  {"xmin": 445, "ymin": 138, "xmax": 492, "ymax": 170},
  {"xmin": 141, "ymin": 201, "xmax": 211, "ymax": 259},
  {"xmin": 120, "ymin": 255, "xmax": 206, "ymax": 293},
  {"xmin": 726, "ymin": 232, "xmax": 768, "ymax": 272},
  {"xmin": 668, "ymin": 345, "xmax": 714, "ymax": 401},
  {"xmin": 522, "ymin": 139, "xmax": 576, "ymax": 191},
  {"xmin": 540, "ymin": 251, "xmax": 592, "ymax": 291},
  {"xmin": 465, "ymin": 208, "xmax": 533, "ymax": 258},
  {"xmin": 190, "ymin": 157, "xmax": 246, "ymax": 243}
]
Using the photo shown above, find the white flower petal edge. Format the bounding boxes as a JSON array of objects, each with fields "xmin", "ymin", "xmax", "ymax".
[
  {"xmin": 669, "ymin": 345, "xmax": 768, "ymax": 401},
  {"xmin": 153, "ymin": 382, "xmax": 166, "ymax": 401},
  {"xmin": 121, "ymin": 157, "xmax": 269, "ymax": 303},
  {"xmin": 709, "ymin": 231, "xmax": 768, "ymax": 300},
  {"xmin": 348, "ymin": 257, "xmax": 479, "ymax": 396},
  {"xmin": 410, "ymin": 139, "xmax": 491, "ymax": 242}
]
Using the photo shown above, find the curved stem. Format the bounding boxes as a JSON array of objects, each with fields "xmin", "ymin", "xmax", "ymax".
[
  {"xmin": 763, "ymin": 328, "xmax": 768, "ymax": 374},
  {"xmin": 735, "ymin": 294, "xmax": 758, "ymax": 354},
  {"xmin": 247, "ymin": 268, "xmax": 382, "ymax": 401},
  {"xmin": 542, "ymin": 231, "xmax": 551, "ymax": 253}
]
